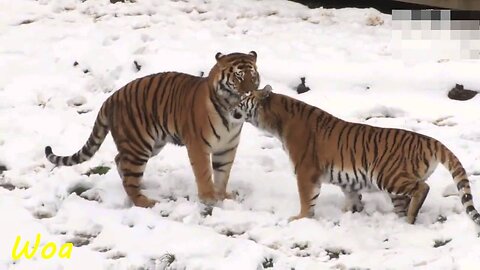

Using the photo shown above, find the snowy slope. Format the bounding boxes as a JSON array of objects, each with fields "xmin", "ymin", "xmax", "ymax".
[{"xmin": 1, "ymin": 0, "xmax": 480, "ymax": 269}]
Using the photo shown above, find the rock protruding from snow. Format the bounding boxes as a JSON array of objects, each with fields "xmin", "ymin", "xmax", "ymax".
[
  {"xmin": 296, "ymin": 77, "xmax": 310, "ymax": 94},
  {"xmin": 67, "ymin": 96, "xmax": 87, "ymax": 107},
  {"xmin": 448, "ymin": 84, "xmax": 478, "ymax": 101}
]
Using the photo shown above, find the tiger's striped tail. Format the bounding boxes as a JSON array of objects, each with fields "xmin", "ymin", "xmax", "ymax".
[
  {"xmin": 438, "ymin": 142, "xmax": 480, "ymax": 225},
  {"xmin": 45, "ymin": 106, "xmax": 110, "ymax": 167}
]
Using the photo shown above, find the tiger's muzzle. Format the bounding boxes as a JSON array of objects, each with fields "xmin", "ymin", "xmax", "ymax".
[{"xmin": 238, "ymin": 70, "xmax": 260, "ymax": 96}]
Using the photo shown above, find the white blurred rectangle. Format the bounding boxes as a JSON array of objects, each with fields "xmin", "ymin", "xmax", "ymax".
[{"xmin": 392, "ymin": 10, "xmax": 480, "ymax": 60}]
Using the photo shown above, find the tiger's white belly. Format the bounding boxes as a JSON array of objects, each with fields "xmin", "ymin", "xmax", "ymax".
[{"xmin": 323, "ymin": 168, "xmax": 380, "ymax": 193}]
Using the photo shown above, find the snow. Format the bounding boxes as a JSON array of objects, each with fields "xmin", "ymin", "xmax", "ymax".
[{"xmin": 1, "ymin": 0, "xmax": 480, "ymax": 269}]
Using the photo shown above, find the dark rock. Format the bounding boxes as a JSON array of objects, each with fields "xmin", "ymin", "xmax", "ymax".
[
  {"xmin": 436, "ymin": 215, "xmax": 447, "ymax": 223},
  {"xmin": 77, "ymin": 109, "xmax": 92, "ymax": 114},
  {"xmin": 133, "ymin": 60, "xmax": 142, "ymax": 72},
  {"xmin": 19, "ymin": 19, "xmax": 35, "ymax": 25},
  {"xmin": 296, "ymin": 77, "xmax": 310, "ymax": 94},
  {"xmin": 200, "ymin": 205, "xmax": 213, "ymax": 217},
  {"xmin": 448, "ymin": 84, "xmax": 478, "ymax": 101},
  {"xmin": 325, "ymin": 248, "xmax": 350, "ymax": 259},
  {"xmin": 262, "ymin": 257, "xmax": 274, "ymax": 268},
  {"xmin": 0, "ymin": 183, "xmax": 15, "ymax": 191},
  {"xmin": 68, "ymin": 183, "xmax": 91, "ymax": 196},
  {"xmin": 433, "ymin": 239, "xmax": 452, "ymax": 248},
  {"xmin": 84, "ymin": 166, "xmax": 110, "ymax": 176}
]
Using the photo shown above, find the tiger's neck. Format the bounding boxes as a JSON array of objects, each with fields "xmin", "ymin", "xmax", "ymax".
[
  {"xmin": 250, "ymin": 94, "xmax": 285, "ymax": 137},
  {"xmin": 254, "ymin": 93, "xmax": 337, "ymax": 138},
  {"xmin": 209, "ymin": 82, "xmax": 241, "ymax": 112}
]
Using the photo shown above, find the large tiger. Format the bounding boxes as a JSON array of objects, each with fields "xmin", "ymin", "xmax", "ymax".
[
  {"xmin": 231, "ymin": 85, "xmax": 480, "ymax": 225},
  {"xmin": 45, "ymin": 51, "xmax": 260, "ymax": 207}
]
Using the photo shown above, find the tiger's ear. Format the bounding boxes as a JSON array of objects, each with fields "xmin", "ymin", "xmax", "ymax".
[
  {"xmin": 215, "ymin": 52, "xmax": 225, "ymax": 61},
  {"xmin": 262, "ymin": 84, "xmax": 272, "ymax": 93},
  {"xmin": 249, "ymin": 51, "xmax": 257, "ymax": 61},
  {"xmin": 255, "ymin": 84, "xmax": 272, "ymax": 101}
]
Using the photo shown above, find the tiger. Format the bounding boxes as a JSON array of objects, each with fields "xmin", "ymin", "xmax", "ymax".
[
  {"xmin": 231, "ymin": 85, "xmax": 480, "ymax": 225},
  {"xmin": 45, "ymin": 51, "xmax": 260, "ymax": 208}
]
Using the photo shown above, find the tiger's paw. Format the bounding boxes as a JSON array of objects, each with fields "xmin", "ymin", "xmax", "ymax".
[
  {"xmin": 198, "ymin": 191, "xmax": 218, "ymax": 206},
  {"xmin": 288, "ymin": 212, "xmax": 313, "ymax": 222},
  {"xmin": 406, "ymin": 215, "xmax": 417, "ymax": 224},
  {"xmin": 132, "ymin": 196, "xmax": 157, "ymax": 208},
  {"xmin": 216, "ymin": 190, "xmax": 237, "ymax": 200}
]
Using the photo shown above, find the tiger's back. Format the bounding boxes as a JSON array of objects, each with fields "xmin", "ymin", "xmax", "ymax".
[
  {"xmin": 234, "ymin": 86, "xmax": 480, "ymax": 225},
  {"xmin": 107, "ymin": 72, "xmax": 210, "ymax": 149}
]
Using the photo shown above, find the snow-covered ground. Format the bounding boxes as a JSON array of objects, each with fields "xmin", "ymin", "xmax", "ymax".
[{"xmin": 1, "ymin": 0, "xmax": 480, "ymax": 269}]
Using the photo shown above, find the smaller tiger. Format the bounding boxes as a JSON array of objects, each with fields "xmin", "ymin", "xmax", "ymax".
[{"xmin": 231, "ymin": 85, "xmax": 480, "ymax": 225}]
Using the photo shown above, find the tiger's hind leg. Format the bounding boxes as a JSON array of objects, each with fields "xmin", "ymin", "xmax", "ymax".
[
  {"xmin": 405, "ymin": 182, "xmax": 430, "ymax": 224},
  {"xmin": 341, "ymin": 189, "xmax": 364, "ymax": 213},
  {"xmin": 389, "ymin": 194, "xmax": 411, "ymax": 217},
  {"xmin": 388, "ymin": 176, "xmax": 430, "ymax": 224},
  {"xmin": 115, "ymin": 153, "xmax": 156, "ymax": 208}
]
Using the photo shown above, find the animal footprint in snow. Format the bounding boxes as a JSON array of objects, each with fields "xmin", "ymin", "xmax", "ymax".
[
  {"xmin": 432, "ymin": 116, "xmax": 456, "ymax": 127},
  {"xmin": 291, "ymin": 242, "xmax": 310, "ymax": 257},
  {"xmin": 260, "ymin": 155, "xmax": 275, "ymax": 172},
  {"xmin": 31, "ymin": 203, "xmax": 57, "ymax": 219},
  {"xmin": 106, "ymin": 251, "xmax": 126, "ymax": 260},
  {"xmin": 442, "ymin": 183, "xmax": 459, "ymax": 197},
  {"xmin": 69, "ymin": 229, "xmax": 101, "ymax": 247},
  {"xmin": 103, "ymin": 35, "xmax": 119, "ymax": 46},
  {"xmin": 156, "ymin": 253, "xmax": 176, "ymax": 269},
  {"xmin": 324, "ymin": 247, "xmax": 350, "ymax": 260},
  {"xmin": 260, "ymin": 142, "xmax": 276, "ymax": 150},
  {"xmin": 36, "ymin": 93, "xmax": 51, "ymax": 108},
  {"xmin": 92, "ymin": 246, "xmax": 112, "ymax": 253},
  {"xmin": 67, "ymin": 236, "xmax": 91, "ymax": 247},
  {"xmin": 67, "ymin": 96, "xmax": 87, "ymax": 107},
  {"xmin": 361, "ymin": 105, "xmax": 405, "ymax": 121},
  {"xmin": 261, "ymin": 132, "xmax": 274, "ymax": 138}
]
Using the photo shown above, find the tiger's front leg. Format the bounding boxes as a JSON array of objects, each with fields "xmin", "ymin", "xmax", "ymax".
[
  {"xmin": 212, "ymin": 145, "xmax": 239, "ymax": 200},
  {"xmin": 187, "ymin": 143, "xmax": 217, "ymax": 204},
  {"xmin": 289, "ymin": 168, "xmax": 321, "ymax": 221}
]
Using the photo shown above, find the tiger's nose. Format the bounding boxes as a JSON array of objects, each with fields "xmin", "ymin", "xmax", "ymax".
[{"xmin": 240, "ymin": 71, "xmax": 257, "ymax": 93}]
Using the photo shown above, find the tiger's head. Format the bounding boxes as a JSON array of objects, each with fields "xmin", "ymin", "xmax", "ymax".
[
  {"xmin": 230, "ymin": 84, "xmax": 273, "ymax": 125},
  {"xmin": 208, "ymin": 51, "xmax": 260, "ymax": 102}
]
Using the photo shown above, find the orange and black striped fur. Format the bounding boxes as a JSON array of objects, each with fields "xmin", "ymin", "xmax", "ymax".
[
  {"xmin": 45, "ymin": 51, "xmax": 260, "ymax": 207},
  {"xmin": 231, "ymin": 85, "xmax": 480, "ymax": 225}
]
